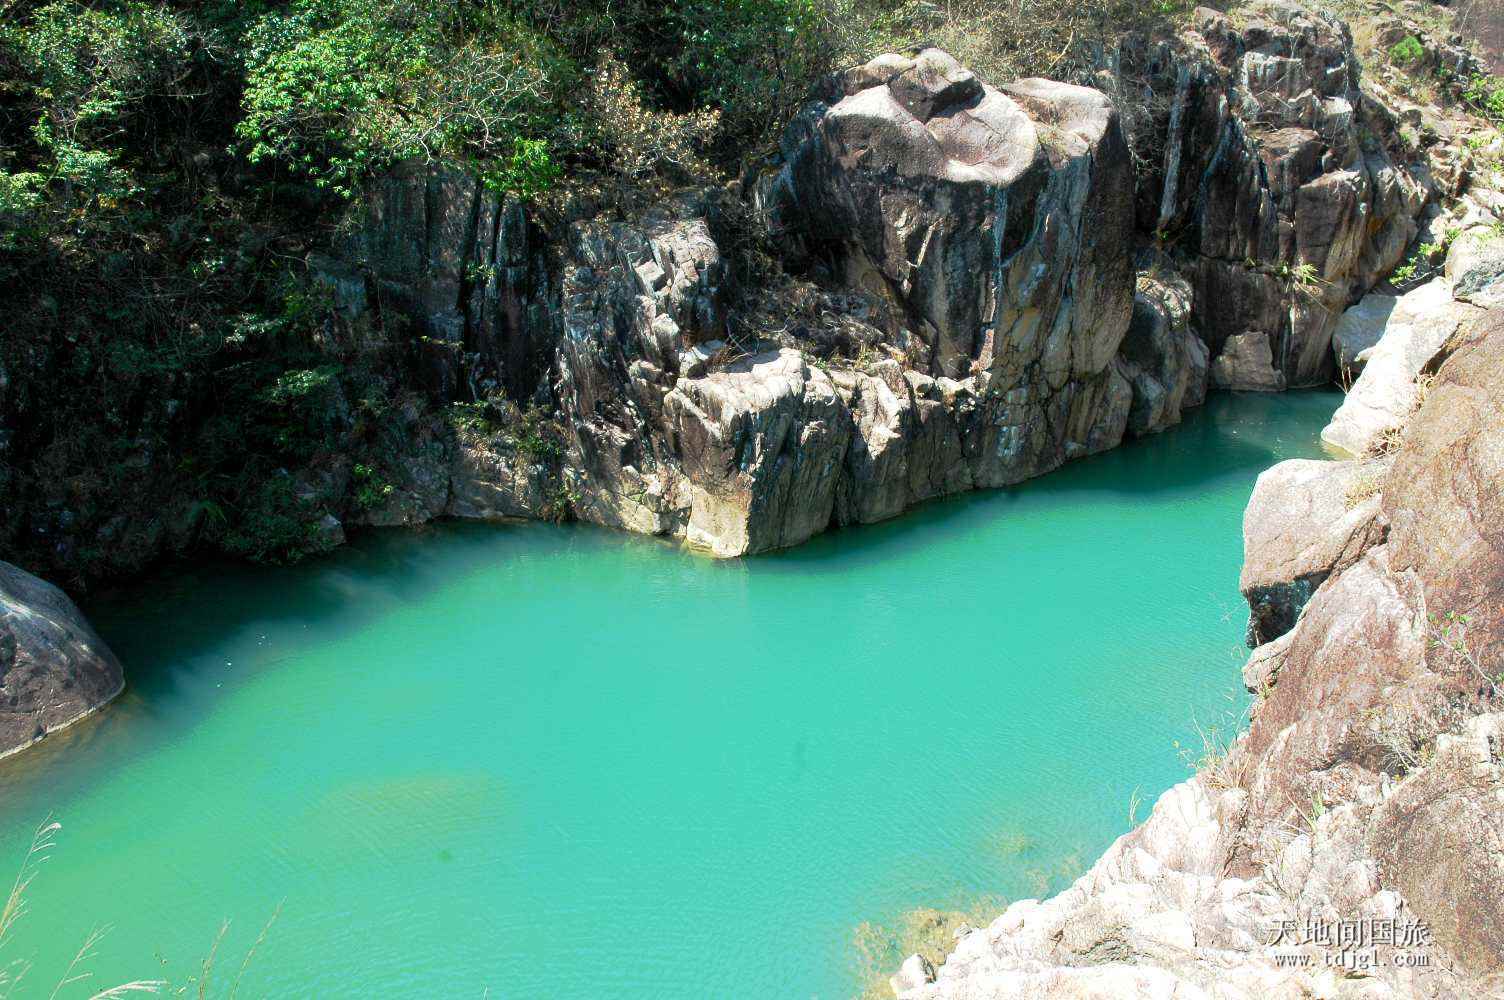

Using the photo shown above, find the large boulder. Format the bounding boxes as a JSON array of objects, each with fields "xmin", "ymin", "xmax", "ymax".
[
  {"xmin": 1239, "ymin": 458, "xmax": 1389, "ymax": 645},
  {"xmin": 1445, "ymin": 225, "xmax": 1504, "ymax": 308},
  {"xmin": 762, "ymin": 50, "xmax": 1138, "ymax": 488},
  {"xmin": 770, "ymin": 51, "xmax": 1135, "ymax": 383},
  {"xmin": 1117, "ymin": 267, "xmax": 1209, "ymax": 435},
  {"xmin": 0, "ymin": 561, "xmax": 124, "ymax": 759},
  {"xmin": 1329, "ymin": 293, "xmax": 1396, "ymax": 376},
  {"xmin": 1320, "ymin": 278, "xmax": 1480, "ymax": 457},
  {"xmin": 1209, "ymin": 331, "xmax": 1285, "ymax": 391}
]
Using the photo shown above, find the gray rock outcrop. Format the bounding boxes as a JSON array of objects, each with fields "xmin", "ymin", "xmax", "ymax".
[
  {"xmin": 1445, "ymin": 224, "xmax": 1504, "ymax": 307},
  {"xmin": 1118, "ymin": 267, "xmax": 1209, "ymax": 435},
  {"xmin": 1320, "ymin": 278, "xmax": 1479, "ymax": 458},
  {"xmin": 271, "ymin": 2, "xmax": 1459, "ymax": 562},
  {"xmin": 0, "ymin": 561, "xmax": 124, "ymax": 759},
  {"xmin": 1112, "ymin": 3, "xmax": 1437, "ymax": 389},
  {"xmin": 340, "ymin": 52, "xmax": 1160, "ymax": 557},
  {"xmin": 1329, "ymin": 294, "xmax": 1395, "ymax": 377}
]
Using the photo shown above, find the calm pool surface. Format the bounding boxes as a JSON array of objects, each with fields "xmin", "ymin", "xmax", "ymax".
[{"xmin": 0, "ymin": 390, "xmax": 1339, "ymax": 998}]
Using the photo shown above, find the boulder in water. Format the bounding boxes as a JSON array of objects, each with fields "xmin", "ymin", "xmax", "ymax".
[{"xmin": 0, "ymin": 561, "xmax": 124, "ymax": 759}]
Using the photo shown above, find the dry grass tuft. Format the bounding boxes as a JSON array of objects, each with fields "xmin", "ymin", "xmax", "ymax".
[
  {"xmin": 1344, "ymin": 469, "xmax": 1383, "ymax": 509},
  {"xmin": 0, "ymin": 818, "xmax": 280, "ymax": 1000},
  {"xmin": 0, "ymin": 818, "xmax": 166, "ymax": 1000}
]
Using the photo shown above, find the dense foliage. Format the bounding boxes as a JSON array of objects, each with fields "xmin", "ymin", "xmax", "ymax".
[{"xmin": 0, "ymin": 0, "xmax": 883, "ymax": 581}]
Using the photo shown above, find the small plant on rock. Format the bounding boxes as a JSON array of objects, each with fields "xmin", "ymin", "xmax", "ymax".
[
  {"xmin": 1428, "ymin": 611, "xmax": 1499, "ymax": 696},
  {"xmin": 1389, "ymin": 35, "xmax": 1425, "ymax": 67}
]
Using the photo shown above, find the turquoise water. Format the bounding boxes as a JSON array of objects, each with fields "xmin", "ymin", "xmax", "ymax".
[{"xmin": 0, "ymin": 391, "xmax": 1338, "ymax": 999}]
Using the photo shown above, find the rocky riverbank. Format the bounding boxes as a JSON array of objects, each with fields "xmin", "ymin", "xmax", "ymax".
[{"xmin": 888, "ymin": 279, "xmax": 1504, "ymax": 998}]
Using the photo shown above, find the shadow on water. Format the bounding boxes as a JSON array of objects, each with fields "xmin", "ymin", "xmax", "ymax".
[
  {"xmin": 83, "ymin": 389, "xmax": 1331, "ymax": 661},
  {"xmin": 24, "ymin": 388, "xmax": 1334, "ymax": 789},
  {"xmin": 764, "ymin": 390, "xmax": 1330, "ymax": 571}
]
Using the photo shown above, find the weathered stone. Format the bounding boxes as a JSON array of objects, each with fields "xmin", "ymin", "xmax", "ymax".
[
  {"xmin": 313, "ymin": 513, "xmax": 346, "ymax": 548},
  {"xmin": 764, "ymin": 51, "xmax": 1135, "ymax": 424},
  {"xmin": 1320, "ymin": 279, "xmax": 1480, "ymax": 457},
  {"xmin": 1241, "ymin": 631, "xmax": 1293, "ymax": 694},
  {"xmin": 890, "ymin": 953, "xmax": 935, "ymax": 994},
  {"xmin": 1329, "ymin": 293, "xmax": 1395, "ymax": 376},
  {"xmin": 1111, "ymin": 1, "xmax": 1431, "ymax": 388},
  {"xmin": 447, "ymin": 441, "xmax": 551, "ymax": 521},
  {"xmin": 665, "ymin": 349, "xmax": 850, "ymax": 557},
  {"xmin": 354, "ymin": 447, "xmax": 451, "ymax": 528},
  {"xmin": 1371, "ymin": 713, "xmax": 1504, "ymax": 977},
  {"xmin": 1117, "ymin": 267, "xmax": 1209, "ymax": 436},
  {"xmin": 0, "ymin": 561, "xmax": 124, "ymax": 759},
  {"xmin": 1445, "ymin": 225, "xmax": 1504, "ymax": 307},
  {"xmin": 1210, "ymin": 331, "xmax": 1285, "ymax": 391},
  {"xmin": 1239, "ymin": 458, "xmax": 1388, "ymax": 645}
]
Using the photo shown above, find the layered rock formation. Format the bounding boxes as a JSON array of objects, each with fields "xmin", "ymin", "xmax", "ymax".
[
  {"xmin": 0, "ymin": 561, "xmax": 124, "ymax": 759},
  {"xmin": 334, "ymin": 52, "xmax": 1164, "ymax": 557},
  {"xmin": 1239, "ymin": 457, "xmax": 1387, "ymax": 646},
  {"xmin": 1108, "ymin": 3, "xmax": 1442, "ymax": 391},
  {"xmin": 894, "ymin": 299, "xmax": 1504, "ymax": 1000}
]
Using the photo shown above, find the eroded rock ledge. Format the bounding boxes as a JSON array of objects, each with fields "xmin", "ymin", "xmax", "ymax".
[{"xmin": 893, "ymin": 302, "xmax": 1504, "ymax": 999}]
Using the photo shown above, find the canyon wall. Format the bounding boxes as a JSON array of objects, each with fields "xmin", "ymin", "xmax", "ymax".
[{"xmin": 319, "ymin": 1, "xmax": 1481, "ymax": 562}]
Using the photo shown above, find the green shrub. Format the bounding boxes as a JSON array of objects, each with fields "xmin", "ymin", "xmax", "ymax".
[
  {"xmin": 1464, "ymin": 74, "xmax": 1504, "ymax": 124},
  {"xmin": 654, "ymin": 0, "xmax": 855, "ymax": 157},
  {"xmin": 219, "ymin": 476, "xmax": 341, "ymax": 563},
  {"xmin": 1389, "ymin": 35, "xmax": 1424, "ymax": 66},
  {"xmin": 1, "ymin": 1, "xmax": 195, "ymax": 228}
]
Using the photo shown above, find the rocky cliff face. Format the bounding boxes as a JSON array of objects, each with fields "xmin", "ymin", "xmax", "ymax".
[
  {"xmin": 0, "ymin": 561, "xmax": 124, "ymax": 759},
  {"xmin": 312, "ymin": 2, "xmax": 1478, "ymax": 561},
  {"xmin": 1112, "ymin": 3, "xmax": 1457, "ymax": 391},
  {"xmin": 892, "ymin": 294, "xmax": 1504, "ymax": 999},
  {"xmin": 333, "ymin": 53, "xmax": 1157, "ymax": 557}
]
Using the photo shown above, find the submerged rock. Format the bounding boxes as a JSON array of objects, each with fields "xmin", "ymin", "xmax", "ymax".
[
  {"xmin": 0, "ymin": 561, "xmax": 124, "ymax": 759},
  {"xmin": 890, "ymin": 954, "xmax": 936, "ymax": 994}
]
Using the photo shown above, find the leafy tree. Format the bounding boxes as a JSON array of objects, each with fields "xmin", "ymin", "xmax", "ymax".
[{"xmin": 237, "ymin": 0, "xmax": 560, "ymax": 197}]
